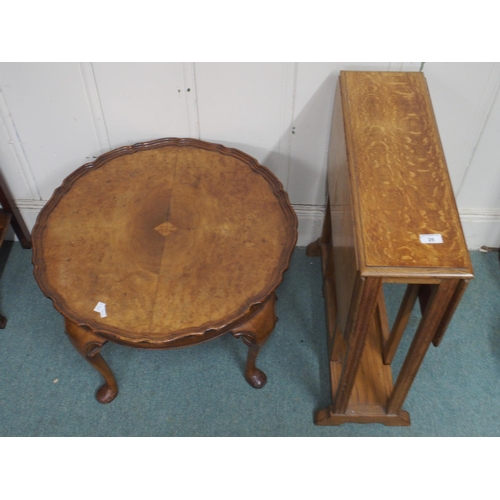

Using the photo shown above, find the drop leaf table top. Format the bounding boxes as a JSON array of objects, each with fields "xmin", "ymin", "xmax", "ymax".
[{"xmin": 308, "ymin": 71, "xmax": 473, "ymax": 426}]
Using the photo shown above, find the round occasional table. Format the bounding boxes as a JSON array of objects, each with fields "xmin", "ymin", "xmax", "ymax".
[{"xmin": 32, "ymin": 138, "xmax": 297, "ymax": 403}]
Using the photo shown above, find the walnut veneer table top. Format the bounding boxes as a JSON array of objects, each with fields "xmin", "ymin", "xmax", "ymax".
[{"xmin": 32, "ymin": 138, "xmax": 297, "ymax": 348}]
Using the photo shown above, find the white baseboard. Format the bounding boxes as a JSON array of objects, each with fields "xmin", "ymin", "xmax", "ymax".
[
  {"xmin": 7, "ymin": 200, "xmax": 500, "ymax": 251},
  {"xmin": 293, "ymin": 204, "xmax": 500, "ymax": 250},
  {"xmin": 457, "ymin": 209, "xmax": 500, "ymax": 250},
  {"xmin": 292, "ymin": 204, "xmax": 326, "ymax": 247}
]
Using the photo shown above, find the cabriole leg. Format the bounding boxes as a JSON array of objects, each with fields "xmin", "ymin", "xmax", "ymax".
[
  {"xmin": 64, "ymin": 318, "xmax": 118, "ymax": 404},
  {"xmin": 231, "ymin": 294, "xmax": 277, "ymax": 389}
]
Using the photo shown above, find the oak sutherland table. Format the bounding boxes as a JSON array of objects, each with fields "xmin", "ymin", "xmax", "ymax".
[
  {"xmin": 32, "ymin": 138, "xmax": 297, "ymax": 404},
  {"xmin": 307, "ymin": 71, "xmax": 473, "ymax": 426}
]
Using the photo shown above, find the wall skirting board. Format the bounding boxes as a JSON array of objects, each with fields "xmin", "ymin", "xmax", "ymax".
[{"xmin": 5, "ymin": 200, "xmax": 500, "ymax": 250}]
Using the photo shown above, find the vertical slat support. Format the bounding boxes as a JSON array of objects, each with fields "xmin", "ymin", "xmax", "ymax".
[
  {"xmin": 332, "ymin": 276, "xmax": 382, "ymax": 415},
  {"xmin": 386, "ymin": 279, "xmax": 459, "ymax": 415},
  {"xmin": 383, "ymin": 284, "xmax": 420, "ymax": 365},
  {"xmin": 432, "ymin": 280, "xmax": 470, "ymax": 347},
  {"xmin": 376, "ymin": 287, "xmax": 390, "ymax": 348}
]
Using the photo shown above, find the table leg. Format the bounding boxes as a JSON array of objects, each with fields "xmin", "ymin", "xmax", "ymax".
[
  {"xmin": 386, "ymin": 279, "xmax": 459, "ymax": 415},
  {"xmin": 383, "ymin": 284, "xmax": 420, "ymax": 365},
  {"xmin": 64, "ymin": 318, "xmax": 118, "ymax": 404},
  {"xmin": 331, "ymin": 276, "xmax": 382, "ymax": 414},
  {"xmin": 431, "ymin": 280, "xmax": 469, "ymax": 347},
  {"xmin": 231, "ymin": 294, "xmax": 277, "ymax": 389}
]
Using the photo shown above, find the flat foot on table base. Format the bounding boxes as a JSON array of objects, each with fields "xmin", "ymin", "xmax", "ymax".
[
  {"xmin": 0, "ymin": 314, "xmax": 7, "ymax": 329},
  {"xmin": 314, "ymin": 407, "xmax": 411, "ymax": 426}
]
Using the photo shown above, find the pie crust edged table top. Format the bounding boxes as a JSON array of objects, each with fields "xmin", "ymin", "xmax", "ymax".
[
  {"xmin": 32, "ymin": 138, "xmax": 297, "ymax": 403},
  {"xmin": 32, "ymin": 138, "xmax": 298, "ymax": 351}
]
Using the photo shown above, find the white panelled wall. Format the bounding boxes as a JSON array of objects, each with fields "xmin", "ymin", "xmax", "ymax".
[{"xmin": 0, "ymin": 62, "xmax": 499, "ymax": 248}]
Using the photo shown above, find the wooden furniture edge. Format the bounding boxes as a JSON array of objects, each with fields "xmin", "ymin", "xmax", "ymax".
[
  {"xmin": 314, "ymin": 406, "xmax": 411, "ymax": 426},
  {"xmin": 359, "ymin": 266, "xmax": 474, "ymax": 280},
  {"xmin": 339, "ymin": 71, "xmax": 366, "ymax": 273}
]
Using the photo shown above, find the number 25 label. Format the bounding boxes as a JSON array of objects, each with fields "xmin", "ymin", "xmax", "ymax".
[{"xmin": 419, "ymin": 234, "xmax": 443, "ymax": 244}]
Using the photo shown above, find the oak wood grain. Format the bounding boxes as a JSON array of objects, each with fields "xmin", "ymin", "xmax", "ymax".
[
  {"xmin": 341, "ymin": 71, "xmax": 472, "ymax": 276},
  {"xmin": 311, "ymin": 71, "xmax": 473, "ymax": 426}
]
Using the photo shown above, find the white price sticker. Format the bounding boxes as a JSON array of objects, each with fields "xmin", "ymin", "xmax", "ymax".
[
  {"xmin": 419, "ymin": 234, "xmax": 443, "ymax": 244},
  {"xmin": 94, "ymin": 302, "xmax": 107, "ymax": 318}
]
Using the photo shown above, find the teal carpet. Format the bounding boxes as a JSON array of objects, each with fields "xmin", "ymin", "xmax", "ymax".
[{"xmin": 0, "ymin": 242, "xmax": 499, "ymax": 437}]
